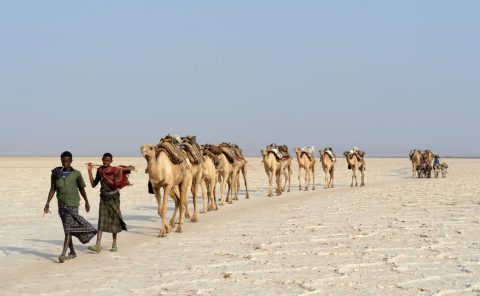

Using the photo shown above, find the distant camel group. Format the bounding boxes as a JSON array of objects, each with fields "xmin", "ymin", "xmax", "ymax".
[
  {"xmin": 261, "ymin": 144, "xmax": 366, "ymax": 196},
  {"xmin": 409, "ymin": 149, "xmax": 448, "ymax": 178}
]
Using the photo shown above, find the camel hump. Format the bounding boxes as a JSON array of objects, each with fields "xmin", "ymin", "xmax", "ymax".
[
  {"xmin": 232, "ymin": 147, "xmax": 245, "ymax": 160},
  {"xmin": 202, "ymin": 147, "xmax": 221, "ymax": 168},
  {"xmin": 219, "ymin": 143, "xmax": 237, "ymax": 163},
  {"xmin": 299, "ymin": 146, "xmax": 314, "ymax": 160},
  {"xmin": 278, "ymin": 145, "xmax": 290, "ymax": 157},
  {"xmin": 181, "ymin": 136, "xmax": 203, "ymax": 165},
  {"xmin": 324, "ymin": 148, "xmax": 336, "ymax": 162},
  {"xmin": 264, "ymin": 144, "xmax": 282, "ymax": 161},
  {"xmin": 156, "ymin": 136, "xmax": 185, "ymax": 165},
  {"xmin": 205, "ymin": 144, "xmax": 223, "ymax": 155}
]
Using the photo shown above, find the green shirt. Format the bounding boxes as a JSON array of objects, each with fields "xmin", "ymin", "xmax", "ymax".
[{"xmin": 50, "ymin": 168, "xmax": 86, "ymax": 208}]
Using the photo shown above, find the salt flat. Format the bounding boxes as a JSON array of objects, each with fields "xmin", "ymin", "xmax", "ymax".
[{"xmin": 0, "ymin": 157, "xmax": 479, "ymax": 295}]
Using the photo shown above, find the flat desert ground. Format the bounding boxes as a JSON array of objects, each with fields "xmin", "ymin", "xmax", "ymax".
[{"xmin": 0, "ymin": 157, "xmax": 479, "ymax": 295}]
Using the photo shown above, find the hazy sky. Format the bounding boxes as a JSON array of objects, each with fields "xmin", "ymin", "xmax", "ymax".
[{"xmin": 1, "ymin": 1, "xmax": 478, "ymax": 157}]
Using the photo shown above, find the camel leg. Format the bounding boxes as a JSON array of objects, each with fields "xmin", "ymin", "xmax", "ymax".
[
  {"xmin": 179, "ymin": 185, "xmax": 191, "ymax": 220},
  {"xmin": 201, "ymin": 180, "xmax": 207, "ymax": 213},
  {"xmin": 354, "ymin": 169, "xmax": 358, "ymax": 186},
  {"xmin": 206, "ymin": 179, "xmax": 213, "ymax": 211},
  {"xmin": 219, "ymin": 173, "xmax": 227, "ymax": 206},
  {"xmin": 159, "ymin": 186, "xmax": 172, "ymax": 237},
  {"xmin": 191, "ymin": 178, "xmax": 199, "ymax": 222},
  {"xmin": 176, "ymin": 181, "xmax": 190, "ymax": 233},
  {"xmin": 231, "ymin": 169, "xmax": 239, "ymax": 201},
  {"xmin": 311, "ymin": 163, "xmax": 315, "ymax": 190},
  {"xmin": 153, "ymin": 186, "xmax": 169, "ymax": 236},
  {"xmin": 276, "ymin": 169, "xmax": 282, "ymax": 196},
  {"xmin": 287, "ymin": 166, "xmax": 292, "ymax": 192},
  {"xmin": 153, "ymin": 187, "xmax": 162, "ymax": 218},
  {"xmin": 331, "ymin": 167, "xmax": 335, "ymax": 188},
  {"xmin": 350, "ymin": 171, "xmax": 354, "ymax": 187},
  {"xmin": 304, "ymin": 166, "xmax": 309, "ymax": 191},
  {"xmin": 267, "ymin": 170, "xmax": 274, "ymax": 197},
  {"xmin": 170, "ymin": 194, "xmax": 179, "ymax": 228},
  {"xmin": 169, "ymin": 189, "xmax": 181, "ymax": 226},
  {"xmin": 360, "ymin": 167, "xmax": 365, "ymax": 186},
  {"xmin": 226, "ymin": 176, "xmax": 233, "ymax": 204},
  {"xmin": 298, "ymin": 167, "xmax": 302, "ymax": 190},
  {"xmin": 212, "ymin": 179, "xmax": 218, "ymax": 210},
  {"xmin": 242, "ymin": 165, "xmax": 249, "ymax": 199},
  {"xmin": 324, "ymin": 169, "xmax": 328, "ymax": 189}
]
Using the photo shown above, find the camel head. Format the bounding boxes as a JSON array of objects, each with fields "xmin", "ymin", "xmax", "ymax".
[
  {"xmin": 140, "ymin": 144, "xmax": 156, "ymax": 160},
  {"xmin": 343, "ymin": 151, "xmax": 350, "ymax": 157},
  {"xmin": 261, "ymin": 147, "xmax": 267, "ymax": 157},
  {"xmin": 294, "ymin": 147, "xmax": 301, "ymax": 154}
]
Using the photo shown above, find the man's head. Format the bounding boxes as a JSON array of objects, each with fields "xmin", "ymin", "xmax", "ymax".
[
  {"xmin": 60, "ymin": 151, "xmax": 73, "ymax": 168},
  {"xmin": 102, "ymin": 152, "xmax": 113, "ymax": 167}
]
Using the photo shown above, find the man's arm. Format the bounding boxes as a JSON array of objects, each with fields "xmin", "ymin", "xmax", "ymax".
[
  {"xmin": 79, "ymin": 188, "xmax": 90, "ymax": 212},
  {"xmin": 87, "ymin": 163, "xmax": 99, "ymax": 188},
  {"xmin": 44, "ymin": 190, "xmax": 55, "ymax": 214}
]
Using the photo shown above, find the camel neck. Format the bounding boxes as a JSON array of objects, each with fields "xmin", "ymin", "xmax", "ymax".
[
  {"xmin": 295, "ymin": 151, "xmax": 302, "ymax": 163},
  {"xmin": 147, "ymin": 155, "xmax": 162, "ymax": 183}
]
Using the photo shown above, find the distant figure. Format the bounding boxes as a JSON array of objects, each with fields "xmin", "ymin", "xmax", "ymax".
[
  {"xmin": 43, "ymin": 151, "xmax": 96, "ymax": 263},
  {"xmin": 432, "ymin": 155, "xmax": 447, "ymax": 178},
  {"xmin": 87, "ymin": 153, "xmax": 134, "ymax": 253}
]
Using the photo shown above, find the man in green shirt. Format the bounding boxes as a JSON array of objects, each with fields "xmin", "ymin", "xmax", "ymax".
[{"xmin": 44, "ymin": 151, "xmax": 97, "ymax": 263}]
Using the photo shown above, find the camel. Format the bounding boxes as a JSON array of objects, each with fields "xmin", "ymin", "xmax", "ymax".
[
  {"xmin": 261, "ymin": 147, "xmax": 284, "ymax": 196},
  {"xmin": 140, "ymin": 144, "xmax": 192, "ymax": 237},
  {"xmin": 343, "ymin": 150, "xmax": 365, "ymax": 186},
  {"xmin": 319, "ymin": 148, "xmax": 336, "ymax": 188},
  {"xmin": 200, "ymin": 146, "xmax": 218, "ymax": 212},
  {"xmin": 180, "ymin": 136, "xmax": 203, "ymax": 223},
  {"xmin": 294, "ymin": 147, "xmax": 315, "ymax": 191},
  {"xmin": 416, "ymin": 150, "xmax": 434, "ymax": 178},
  {"xmin": 277, "ymin": 145, "xmax": 292, "ymax": 193},
  {"xmin": 409, "ymin": 149, "xmax": 423, "ymax": 177},
  {"xmin": 422, "ymin": 150, "xmax": 435, "ymax": 166}
]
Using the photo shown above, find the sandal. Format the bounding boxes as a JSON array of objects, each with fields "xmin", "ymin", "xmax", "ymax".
[
  {"xmin": 58, "ymin": 255, "xmax": 66, "ymax": 263},
  {"xmin": 110, "ymin": 244, "xmax": 118, "ymax": 252},
  {"xmin": 88, "ymin": 244, "xmax": 101, "ymax": 253},
  {"xmin": 66, "ymin": 253, "xmax": 77, "ymax": 259}
]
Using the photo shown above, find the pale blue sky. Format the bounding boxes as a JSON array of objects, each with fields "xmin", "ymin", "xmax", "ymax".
[{"xmin": 1, "ymin": 1, "xmax": 478, "ymax": 156}]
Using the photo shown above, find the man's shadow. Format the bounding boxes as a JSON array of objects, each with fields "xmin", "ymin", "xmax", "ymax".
[{"xmin": 1, "ymin": 242, "xmax": 61, "ymax": 262}]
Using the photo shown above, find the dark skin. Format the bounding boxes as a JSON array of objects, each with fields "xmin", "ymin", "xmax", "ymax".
[
  {"xmin": 87, "ymin": 156, "xmax": 134, "ymax": 249},
  {"xmin": 44, "ymin": 156, "xmax": 90, "ymax": 261}
]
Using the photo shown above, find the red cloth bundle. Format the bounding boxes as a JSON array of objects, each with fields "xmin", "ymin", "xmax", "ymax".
[{"xmin": 98, "ymin": 166, "xmax": 132, "ymax": 190}]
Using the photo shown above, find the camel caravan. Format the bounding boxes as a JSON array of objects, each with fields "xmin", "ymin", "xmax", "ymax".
[
  {"xmin": 140, "ymin": 134, "xmax": 249, "ymax": 237},
  {"xmin": 409, "ymin": 149, "xmax": 448, "ymax": 178},
  {"xmin": 140, "ymin": 136, "xmax": 455, "ymax": 237}
]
